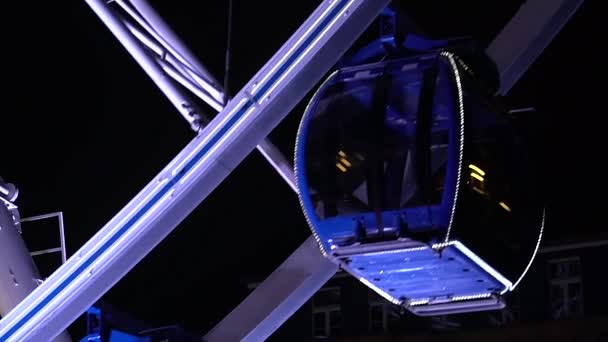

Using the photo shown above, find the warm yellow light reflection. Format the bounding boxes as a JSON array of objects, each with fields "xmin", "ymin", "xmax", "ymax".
[
  {"xmin": 472, "ymin": 187, "xmax": 485, "ymax": 195},
  {"xmin": 336, "ymin": 163, "xmax": 347, "ymax": 173},
  {"xmin": 338, "ymin": 150, "xmax": 347, "ymax": 158},
  {"xmin": 339, "ymin": 158, "xmax": 352, "ymax": 167},
  {"xmin": 468, "ymin": 164, "xmax": 486, "ymax": 176},
  {"xmin": 499, "ymin": 201, "xmax": 512, "ymax": 212},
  {"xmin": 470, "ymin": 172, "xmax": 484, "ymax": 182}
]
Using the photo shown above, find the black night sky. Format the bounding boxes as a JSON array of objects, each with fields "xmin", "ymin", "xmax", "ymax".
[{"xmin": 1, "ymin": 0, "xmax": 598, "ymax": 338}]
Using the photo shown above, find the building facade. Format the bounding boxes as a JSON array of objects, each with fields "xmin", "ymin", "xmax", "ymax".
[{"xmin": 257, "ymin": 237, "xmax": 608, "ymax": 341}]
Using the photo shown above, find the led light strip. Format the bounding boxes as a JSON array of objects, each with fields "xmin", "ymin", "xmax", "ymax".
[
  {"xmin": 440, "ymin": 51, "xmax": 465, "ymax": 244},
  {"xmin": 450, "ymin": 293, "xmax": 492, "ymax": 302},
  {"xmin": 408, "ymin": 293, "xmax": 493, "ymax": 307},
  {"xmin": 511, "ymin": 207, "xmax": 546, "ymax": 290},
  {"xmin": 294, "ymin": 70, "xmax": 341, "ymax": 256}
]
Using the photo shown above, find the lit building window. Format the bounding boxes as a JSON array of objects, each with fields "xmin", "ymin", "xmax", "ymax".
[
  {"xmin": 368, "ymin": 290, "xmax": 401, "ymax": 334},
  {"xmin": 368, "ymin": 301, "xmax": 389, "ymax": 334},
  {"xmin": 489, "ymin": 292, "xmax": 520, "ymax": 326},
  {"xmin": 312, "ymin": 287, "xmax": 341, "ymax": 338},
  {"xmin": 547, "ymin": 257, "xmax": 584, "ymax": 319}
]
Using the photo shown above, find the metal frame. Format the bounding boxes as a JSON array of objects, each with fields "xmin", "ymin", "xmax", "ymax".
[
  {"xmin": 546, "ymin": 256, "xmax": 584, "ymax": 319},
  {"xmin": 487, "ymin": 0, "xmax": 584, "ymax": 94},
  {"xmin": 0, "ymin": 182, "xmax": 18, "ymax": 210},
  {"xmin": 105, "ymin": 0, "xmax": 298, "ymax": 192},
  {"xmin": 20, "ymin": 212, "xmax": 67, "ymax": 264},
  {"xmin": 0, "ymin": 0, "xmax": 389, "ymax": 340},
  {"xmin": 0, "ymin": 197, "xmax": 17, "ymax": 211},
  {"xmin": 0, "ymin": 0, "xmax": 583, "ymax": 341},
  {"xmin": 204, "ymin": 236, "xmax": 337, "ymax": 342}
]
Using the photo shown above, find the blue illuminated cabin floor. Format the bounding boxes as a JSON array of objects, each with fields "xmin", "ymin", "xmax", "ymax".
[{"xmin": 333, "ymin": 239, "xmax": 511, "ymax": 309}]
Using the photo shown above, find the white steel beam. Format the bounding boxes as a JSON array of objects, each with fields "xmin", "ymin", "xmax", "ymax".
[
  {"xmin": 0, "ymin": 0, "xmax": 388, "ymax": 340},
  {"xmin": 128, "ymin": 0, "xmax": 223, "ymax": 91},
  {"xmin": 487, "ymin": 0, "xmax": 584, "ymax": 94},
  {"xmin": 110, "ymin": 0, "xmax": 298, "ymax": 191},
  {"xmin": 204, "ymin": 236, "xmax": 338, "ymax": 342}
]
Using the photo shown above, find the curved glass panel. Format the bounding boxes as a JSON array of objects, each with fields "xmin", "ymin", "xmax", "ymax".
[
  {"xmin": 297, "ymin": 55, "xmax": 459, "ymax": 251},
  {"xmin": 450, "ymin": 60, "xmax": 545, "ymax": 283}
]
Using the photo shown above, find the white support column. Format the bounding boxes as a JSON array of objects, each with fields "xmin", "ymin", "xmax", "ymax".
[
  {"xmin": 204, "ymin": 236, "xmax": 337, "ymax": 342},
  {"xmin": 0, "ymin": 0, "xmax": 388, "ymax": 340},
  {"xmin": 487, "ymin": 0, "xmax": 584, "ymax": 94},
  {"xmin": 129, "ymin": 0, "xmax": 223, "ymax": 90}
]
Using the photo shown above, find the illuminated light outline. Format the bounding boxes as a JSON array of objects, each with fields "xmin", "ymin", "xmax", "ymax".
[
  {"xmin": 440, "ymin": 51, "xmax": 465, "ymax": 244},
  {"xmin": 470, "ymin": 172, "xmax": 484, "ymax": 182},
  {"xmin": 499, "ymin": 201, "xmax": 512, "ymax": 212},
  {"xmin": 409, "ymin": 293, "xmax": 494, "ymax": 307},
  {"xmin": 338, "ymin": 157, "xmax": 352, "ymax": 167},
  {"xmin": 294, "ymin": 69, "xmax": 342, "ymax": 257},
  {"xmin": 409, "ymin": 299, "xmax": 430, "ymax": 306},
  {"xmin": 468, "ymin": 164, "xmax": 486, "ymax": 176},
  {"xmin": 450, "ymin": 293, "xmax": 492, "ymax": 302},
  {"xmin": 511, "ymin": 208, "xmax": 545, "ymax": 290}
]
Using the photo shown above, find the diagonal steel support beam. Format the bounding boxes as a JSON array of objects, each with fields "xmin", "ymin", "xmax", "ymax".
[
  {"xmin": 0, "ymin": 0, "xmax": 388, "ymax": 340},
  {"xmin": 108, "ymin": 0, "xmax": 298, "ymax": 191},
  {"xmin": 204, "ymin": 236, "xmax": 338, "ymax": 342},
  {"xmin": 487, "ymin": 0, "xmax": 584, "ymax": 94},
  {"xmin": 127, "ymin": 0, "xmax": 223, "ymax": 89},
  {"xmin": 111, "ymin": 5, "xmax": 331, "ymax": 338}
]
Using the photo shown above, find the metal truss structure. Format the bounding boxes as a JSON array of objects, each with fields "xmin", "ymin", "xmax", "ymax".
[{"xmin": 0, "ymin": 0, "xmax": 583, "ymax": 341}]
